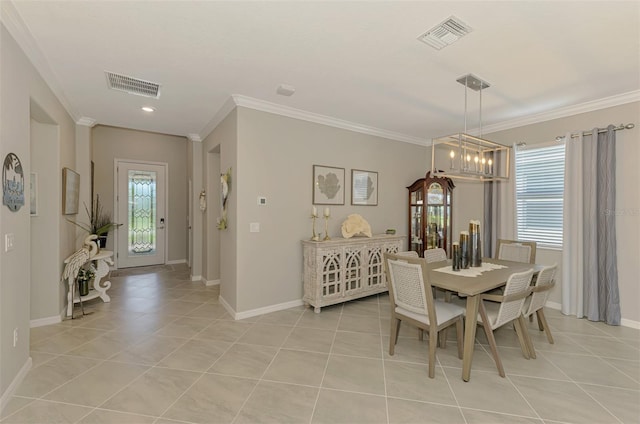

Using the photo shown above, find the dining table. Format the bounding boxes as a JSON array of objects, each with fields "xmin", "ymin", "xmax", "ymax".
[{"xmin": 426, "ymin": 258, "xmax": 542, "ymax": 382}]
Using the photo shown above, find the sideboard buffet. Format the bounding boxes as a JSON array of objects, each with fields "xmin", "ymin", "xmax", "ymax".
[{"xmin": 302, "ymin": 234, "xmax": 404, "ymax": 313}]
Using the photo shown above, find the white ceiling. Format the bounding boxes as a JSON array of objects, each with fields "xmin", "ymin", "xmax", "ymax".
[{"xmin": 4, "ymin": 1, "xmax": 639, "ymax": 143}]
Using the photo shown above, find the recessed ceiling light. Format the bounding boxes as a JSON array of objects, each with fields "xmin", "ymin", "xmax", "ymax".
[{"xmin": 141, "ymin": 106, "xmax": 155, "ymax": 112}]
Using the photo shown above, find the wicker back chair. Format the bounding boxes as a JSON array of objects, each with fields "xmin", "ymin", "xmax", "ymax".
[
  {"xmin": 477, "ymin": 269, "xmax": 534, "ymax": 377},
  {"xmin": 496, "ymin": 239, "xmax": 537, "ymax": 264},
  {"xmin": 521, "ymin": 264, "xmax": 557, "ymax": 358},
  {"xmin": 383, "ymin": 252, "xmax": 465, "ymax": 378},
  {"xmin": 424, "ymin": 248, "xmax": 447, "ymax": 263}
]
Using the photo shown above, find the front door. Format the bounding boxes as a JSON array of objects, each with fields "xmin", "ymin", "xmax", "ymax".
[{"xmin": 116, "ymin": 160, "xmax": 167, "ymax": 268}]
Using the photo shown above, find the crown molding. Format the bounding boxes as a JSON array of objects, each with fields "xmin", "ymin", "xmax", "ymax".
[
  {"xmin": 197, "ymin": 96, "xmax": 238, "ymax": 141},
  {"xmin": 1, "ymin": 1, "xmax": 79, "ymax": 122},
  {"xmin": 76, "ymin": 117, "xmax": 96, "ymax": 127},
  {"xmin": 480, "ymin": 90, "xmax": 640, "ymax": 135},
  {"xmin": 187, "ymin": 133, "xmax": 202, "ymax": 142},
  {"xmin": 231, "ymin": 95, "xmax": 428, "ymax": 145}
]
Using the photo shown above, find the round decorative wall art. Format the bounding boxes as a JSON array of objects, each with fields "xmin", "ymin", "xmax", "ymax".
[{"xmin": 3, "ymin": 153, "xmax": 25, "ymax": 212}]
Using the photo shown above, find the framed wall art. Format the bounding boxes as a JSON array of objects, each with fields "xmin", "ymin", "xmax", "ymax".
[
  {"xmin": 351, "ymin": 169, "xmax": 378, "ymax": 206},
  {"xmin": 313, "ymin": 165, "xmax": 344, "ymax": 205},
  {"xmin": 62, "ymin": 167, "xmax": 80, "ymax": 215},
  {"xmin": 2, "ymin": 152, "xmax": 25, "ymax": 212}
]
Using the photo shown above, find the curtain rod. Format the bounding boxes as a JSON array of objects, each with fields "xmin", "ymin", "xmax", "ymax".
[{"xmin": 555, "ymin": 123, "xmax": 635, "ymax": 142}]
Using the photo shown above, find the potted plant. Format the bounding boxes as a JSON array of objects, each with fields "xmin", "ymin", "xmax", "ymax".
[
  {"xmin": 76, "ymin": 266, "xmax": 95, "ymax": 296},
  {"xmin": 69, "ymin": 195, "xmax": 121, "ymax": 248}
]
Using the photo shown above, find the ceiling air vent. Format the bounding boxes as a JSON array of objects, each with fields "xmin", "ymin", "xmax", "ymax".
[
  {"xmin": 105, "ymin": 71, "xmax": 161, "ymax": 98},
  {"xmin": 417, "ymin": 16, "xmax": 472, "ymax": 50}
]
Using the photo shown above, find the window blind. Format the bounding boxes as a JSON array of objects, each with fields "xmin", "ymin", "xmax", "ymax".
[{"xmin": 515, "ymin": 144, "xmax": 565, "ymax": 249}]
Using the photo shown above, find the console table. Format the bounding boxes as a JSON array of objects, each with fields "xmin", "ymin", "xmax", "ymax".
[
  {"xmin": 302, "ymin": 234, "xmax": 404, "ymax": 313},
  {"xmin": 65, "ymin": 250, "xmax": 114, "ymax": 317}
]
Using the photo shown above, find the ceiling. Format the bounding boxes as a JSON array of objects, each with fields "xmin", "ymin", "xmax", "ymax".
[{"xmin": 4, "ymin": 1, "xmax": 639, "ymax": 143}]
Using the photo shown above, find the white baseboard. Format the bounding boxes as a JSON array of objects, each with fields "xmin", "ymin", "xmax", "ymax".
[
  {"xmin": 228, "ymin": 299, "xmax": 304, "ymax": 321},
  {"xmin": 218, "ymin": 295, "xmax": 235, "ymax": 318},
  {"xmin": 167, "ymin": 259, "xmax": 187, "ymax": 265},
  {"xmin": 545, "ymin": 301, "xmax": 562, "ymax": 311},
  {"xmin": 30, "ymin": 315, "xmax": 62, "ymax": 328},
  {"xmin": 620, "ymin": 318, "xmax": 640, "ymax": 329},
  {"xmin": 190, "ymin": 274, "xmax": 202, "ymax": 282},
  {"xmin": 546, "ymin": 300, "xmax": 640, "ymax": 329},
  {"xmin": 0, "ymin": 356, "xmax": 32, "ymax": 413},
  {"xmin": 205, "ymin": 279, "xmax": 220, "ymax": 287}
]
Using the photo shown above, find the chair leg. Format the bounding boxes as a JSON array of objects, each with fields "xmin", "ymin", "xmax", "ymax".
[
  {"xmin": 455, "ymin": 317, "xmax": 463, "ymax": 359},
  {"xmin": 515, "ymin": 315, "xmax": 533, "ymax": 359},
  {"xmin": 478, "ymin": 303, "xmax": 505, "ymax": 377},
  {"xmin": 439, "ymin": 327, "xmax": 448, "ymax": 349},
  {"xmin": 536, "ymin": 309, "xmax": 554, "ymax": 344},
  {"xmin": 428, "ymin": 330, "xmax": 437, "ymax": 378},
  {"xmin": 389, "ymin": 318, "xmax": 401, "ymax": 355}
]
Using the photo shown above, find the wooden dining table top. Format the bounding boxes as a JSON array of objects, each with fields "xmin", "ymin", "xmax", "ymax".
[{"xmin": 426, "ymin": 258, "xmax": 542, "ymax": 296}]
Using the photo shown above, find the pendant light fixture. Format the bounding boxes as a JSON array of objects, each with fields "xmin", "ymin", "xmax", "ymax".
[{"xmin": 431, "ymin": 74, "xmax": 511, "ymax": 181}]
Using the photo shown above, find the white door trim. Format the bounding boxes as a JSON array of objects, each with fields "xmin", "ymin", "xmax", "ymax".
[{"xmin": 113, "ymin": 158, "xmax": 169, "ymax": 269}]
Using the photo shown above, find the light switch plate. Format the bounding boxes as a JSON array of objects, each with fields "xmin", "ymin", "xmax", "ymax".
[
  {"xmin": 5, "ymin": 233, "xmax": 14, "ymax": 252},
  {"xmin": 257, "ymin": 196, "xmax": 267, "ymax": 206},
  {"xmin": 250, "ymin": 223, "xmax": 260, "ymax": 233}
]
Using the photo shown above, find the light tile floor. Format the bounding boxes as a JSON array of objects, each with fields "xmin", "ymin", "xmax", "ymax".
[{"xmin": 2, "ymin": 264, "xmax": 639, "ymax": 423}]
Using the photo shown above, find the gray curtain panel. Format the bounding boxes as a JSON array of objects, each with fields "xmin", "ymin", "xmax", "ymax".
[{"xmin": 583, "ymin": 125, "xmax": 620, "ymax": 325}]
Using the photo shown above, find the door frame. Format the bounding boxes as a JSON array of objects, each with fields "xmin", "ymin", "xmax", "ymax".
[{"xmin": 113, "ymin": 158, "xmax": 169, "ymax": 269}]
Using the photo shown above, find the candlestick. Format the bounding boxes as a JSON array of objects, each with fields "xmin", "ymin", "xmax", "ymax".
[
  {"xmin": 324, "ymin": 207, "xmax": 330, "ymax": 218},
  {"xmin": 310, "ymin": 209, "xmax": 319, "ymax": 241},
  {"xmin": 323, "ymin": 214, "xmax": 330, "ymax": 241},
  {"xmin": 488, "ymin": 159, "xmax": 493, "ymax": 174},
  {"xmin": 474, "ymin": 155, "xmax": 479, "ymax": 172},
  {"xmin": 450, "ymin": 150, "xmax": 456, "ymax": 169},
  {"xmin": 481, "ymin": 157, "xmax": 487, "ymax": 173}
]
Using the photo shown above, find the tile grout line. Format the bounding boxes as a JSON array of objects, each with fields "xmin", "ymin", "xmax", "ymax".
[
  {"xmin": 309, "ymin": 303, "xmax": 343, "ymax": 424},
  {"xmin": 377, "ymin": 295, "xmax": 391, "ymax": 424},
  {"xmin": 229, "ymin": 309, "xmax": 306, "ymax": 424}
]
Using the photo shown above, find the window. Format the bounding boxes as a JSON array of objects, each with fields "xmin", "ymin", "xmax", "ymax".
[{"xmin": 515, "ymin": 143, "xmax": 565, "ymax": 249}]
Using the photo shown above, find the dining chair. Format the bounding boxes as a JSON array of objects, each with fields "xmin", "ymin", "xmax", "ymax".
[
  {"xmin": 496, "ymin": 239, "xmax": 537, "ymax": 264},
  {"xmin": 520, "ymin": 264, "xmax": 557, "ymax": 358},
  {"xmin": 424, "ymin": 248, "xmax": 447, "ymax": 263},
  {"xmin": 476, "ymin": 268, "xmax": 534, "ymax": 377},
  {"xmin": 396, "ymin": 250, "xmax": 419, "ymax": 258},
  {"xmin": 424, "ymin": 248, "xmax": 453, "ymax": 302},
  {"xmin": 383, "ymin": 252, "xmax": 465, "ymax": 378}
]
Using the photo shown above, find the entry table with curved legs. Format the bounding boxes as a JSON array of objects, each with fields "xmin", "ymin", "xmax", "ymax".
[{"xmin": 65, "ymin": 250, "xmax": 114, "ymax": 317}]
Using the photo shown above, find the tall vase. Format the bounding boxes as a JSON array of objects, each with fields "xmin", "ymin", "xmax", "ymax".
[
  {"xmin": 459, "ymin": 231, "xmax": 469, "ymax": 269},
  {"xmin": 469, "ymin": 220, "xmax": 482, "ymax": 267}
]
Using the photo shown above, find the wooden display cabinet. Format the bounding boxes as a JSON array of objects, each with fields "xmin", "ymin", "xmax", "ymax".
[{"xmin": 407, "ymin": 171, "xmax": 454, "ymax": 257}]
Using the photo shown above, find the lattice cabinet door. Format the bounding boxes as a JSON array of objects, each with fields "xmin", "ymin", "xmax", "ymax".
[
  {"xmin": 343, "ymin": 246, "xmax": 365, "ymax": 296},
  {"xmin": 365, "ymin": 242, "xmax": 401, "ymax": 289},
  {"xmin": 320, "ymin": 248, "xmax": 342, "ymax": 299}
]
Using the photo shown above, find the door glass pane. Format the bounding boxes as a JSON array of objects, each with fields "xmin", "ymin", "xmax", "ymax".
[{"xmin": 128, "ymin": 170, "xmax": 156, "ymax": 255}]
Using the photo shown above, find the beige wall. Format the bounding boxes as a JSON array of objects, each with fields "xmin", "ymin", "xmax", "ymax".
[
  {"xmin": 91, "ymin": 126, "xmax": 189, "ymax": 263},
  {"xmin": 201, "ymin": 110, "xmax": 238, "ymax": 309},
  {"xmin": 29, "ymin": 119, "xmax": 60, "ymax": 321},
  {"xmin": 484, "ymin": 101, "xmax": 640, "ymax": 324},
  {"xmin": 203, "ymin": 107, "xmax": 429, "ymax": 313},
  {"xmin": 1, "ymin": 24, "xmax": 77, "ymax": 400}
]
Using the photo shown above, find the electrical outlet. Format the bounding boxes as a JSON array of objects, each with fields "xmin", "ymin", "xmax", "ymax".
[{"xmin": 13, "ymin": 328, "xmax": 18, "ymax": 348}]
